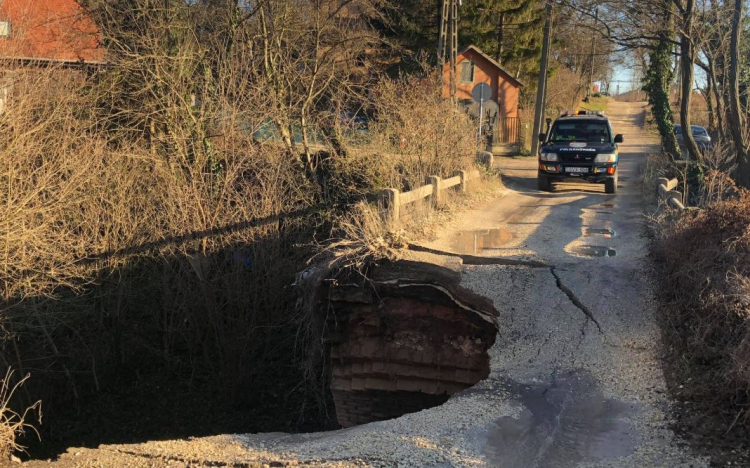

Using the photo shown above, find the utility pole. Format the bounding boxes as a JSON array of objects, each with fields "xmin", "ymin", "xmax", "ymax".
[
  {"xmin": 438, "ymin": 0, "xmax": 450, "ymax": 67},
  {"xmin": 438, "ymin": 0, "xmax": 460, "ymax": 103},
  {"xmin": 585, "ymin": 8, "xmax": 598, "ymax": 101},
  {"xmin": 449, "ymin": 0, "xmax": 459, "ymax": 104},
  {"xmin": 496, "ymin": 11, "xmax": 506, "ymax": 63},
  {"xmin": 531, "ymin": 1, "xmax": 552, "ymax": 157}
]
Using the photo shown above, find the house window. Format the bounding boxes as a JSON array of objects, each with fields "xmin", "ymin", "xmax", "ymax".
[
  {"xmin": 0, "ymin": 21, "xmax": 11, "ymax": 39},
  {"xmin": 460, "ymin": 61, "xmax": 475, "ymax": 84}
]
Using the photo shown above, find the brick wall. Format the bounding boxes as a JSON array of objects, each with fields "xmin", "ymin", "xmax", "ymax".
[{"xmin": 0, "ymin": 0, "xmax": 103, "ymax": 62}]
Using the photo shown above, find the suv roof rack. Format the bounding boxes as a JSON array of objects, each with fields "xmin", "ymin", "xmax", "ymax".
[
  {"xmin": 558, "ymin": 110, "xmax": 607, "ymax": 118},
  {"xmin": 577, "ymin": 110, "xmax": 606, "ymax": 116}
]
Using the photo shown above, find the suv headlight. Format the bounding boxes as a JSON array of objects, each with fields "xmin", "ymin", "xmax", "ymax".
[
  {"xmin": 594, "ymin": 153, "xmax": 617, "ymax": 163},
  {"xmin": 540, "ymin": 152, "xmax": 558, "ymax": 161}
]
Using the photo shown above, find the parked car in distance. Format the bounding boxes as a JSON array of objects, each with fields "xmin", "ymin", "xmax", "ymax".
[{"xmin": 674, "ymin": 124, "xmax": 713, "ymax": 155}]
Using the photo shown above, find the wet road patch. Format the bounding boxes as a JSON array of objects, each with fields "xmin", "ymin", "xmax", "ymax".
[
  {"xmin": 571, "ymin": 245, "xmax": 617, "ymax": 257},
  {"xmin": 482, "ymin": 371, "xmax": 639, "ymax": 467},
  {"xmin": 450, "ymin": 228, "xmax": 514, "ymax": 255},
  {"xmin": 584, "ymin": 228, "xmax": 616, "ymax": 238}
]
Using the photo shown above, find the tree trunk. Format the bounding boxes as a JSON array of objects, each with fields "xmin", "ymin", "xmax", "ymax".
[
  {"xmin": 679, "ymin": 0, "xmax": 702, "ymax": 162},
  {"xmin": 708, "ymin": 56, "xmax": 726, "ymax": 142},
  {"xmin": 643, "ymin": 1, "xmax": 680, "ymax": 159},
  {"xmin": 728, "ymin": 0, "xmax": 750, "ymax": 186},
  {"xmin": 703, "ymin": 84, "xmax": 715, "ymax": 135}
]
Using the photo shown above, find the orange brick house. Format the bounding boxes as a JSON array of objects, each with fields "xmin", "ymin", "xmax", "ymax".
[
  {"xmin": 0, "ymin": 0, "xmax": 103, "ymax": 113},
  {"xmin": 442, "ymin": 45, "xmax": 523, "ymax": 146},
  {"xmin": 0, "ymin": 0, "xmax": 103, "ymax": 64}
]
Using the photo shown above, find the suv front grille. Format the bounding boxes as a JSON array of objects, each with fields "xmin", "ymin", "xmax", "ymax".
[{"xmin": 560, "ymin": 153, "xmax": 595, "ymax": 163}]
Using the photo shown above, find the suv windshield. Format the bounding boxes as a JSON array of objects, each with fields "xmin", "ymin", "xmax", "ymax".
[{"xmin": 550, "ymin": 121, "xmax": 611, "ymax": 143}]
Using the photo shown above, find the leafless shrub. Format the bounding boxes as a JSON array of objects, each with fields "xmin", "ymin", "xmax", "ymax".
[
  {"xmin": 659, "ymin": 191, "xmax": 750, "ymax": 421},
  {"xmin": 367, "ymin": 69, "xmax": 477, "ymax": 191},
  {"xmin": 1, "ymin": 1, "xmax": 487, "ymax": 446},
  {"xmin": 546, "ymin": 67, "xmax": 586, "ymax": 115},
  {"xmin": 696, "ymin": 143, "xmax": 739, "ymax": 206},
  {"xmin": 0, "ymin": 370, "xmax": 41, "ymax": 459}
]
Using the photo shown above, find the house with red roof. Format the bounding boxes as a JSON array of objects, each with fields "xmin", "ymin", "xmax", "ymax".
[
  {"xmin": 0, "ymin": 0, "xmax": 103, "ymax": 113},
  {"xmin": 442, "ymin": 45, "xmax": 524, "ymax": 151},
  {"xmin": 0, "ymin": 0, "xmax": 103, "ymax": 64}
]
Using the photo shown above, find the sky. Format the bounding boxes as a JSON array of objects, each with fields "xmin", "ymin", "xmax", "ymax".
[{"xmin": 609, "ymin": 54, "xmax": 707, "ymax": 95}]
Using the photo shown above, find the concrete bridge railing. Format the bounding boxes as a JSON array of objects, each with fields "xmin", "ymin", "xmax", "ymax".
[
  {"xmin": 656, "ymin": 177, "xmax": 685, "ymax": 211},
  {"xmin": 380, "ymin": 169, "xmax": 481, "ymax": 223}
]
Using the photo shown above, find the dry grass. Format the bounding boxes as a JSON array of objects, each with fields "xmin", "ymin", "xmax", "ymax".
[
  {"xmin": 0, "ymin": 370, "xmax": 41, "ymax": 459},
  {"xmin": 366, "ymin": 69, "xmax": 477, "ymax": 191},
  {"xmin": 657, "ymin": 191, "xmax": 750, "ymax": 422},
  {"xmin": 0, "ymin": 21, "xmax": 481, "ymax": 450}
]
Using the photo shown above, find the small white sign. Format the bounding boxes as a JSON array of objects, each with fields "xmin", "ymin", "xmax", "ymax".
[{"xmin": 0, "ymin": 21, "xmax": 11, "ymax": 38}]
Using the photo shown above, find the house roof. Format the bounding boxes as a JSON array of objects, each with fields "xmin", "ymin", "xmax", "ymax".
[
  {"xmin": 0, "ymin": 0, "xmax": 104, "ymax": 64},
  {"xmin": 457, "ymin": 45, "xmax": 524, "ymax": 88}
]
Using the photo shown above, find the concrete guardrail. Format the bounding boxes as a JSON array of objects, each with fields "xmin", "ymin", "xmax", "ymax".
[
  {"xmin": 656, "ymin": 177, "xmax": 685, "ymax": 211},
  {"xmin": 380, "ymin": 169, "xmax": 481, "ymax": 223}
]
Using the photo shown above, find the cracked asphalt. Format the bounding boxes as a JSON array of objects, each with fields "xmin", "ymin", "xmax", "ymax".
[
  {"xmin": 26, "ymin": 101, "xmax": 709, "ymax": 468},
  {"xmin": 420, "ymin": 100, "xmax": 706, "ymax": 466}
]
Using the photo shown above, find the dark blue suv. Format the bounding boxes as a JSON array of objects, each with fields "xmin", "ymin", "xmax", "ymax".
[{"xmin": 537, "ymin": 111, "xmax": 624, "ymax": 194}]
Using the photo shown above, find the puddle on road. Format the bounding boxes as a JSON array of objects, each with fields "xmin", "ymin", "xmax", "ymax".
[
  {"xmin": 450, "ymin": 229, "xmax": 514, "ymax": 255},
  {"xmin": 598, "ymin": 203, "xmax": 616, "ymax": 209},
  {"xmin": 571, "ymin": 245, "xmax": 617, "ymax": 257},
  {"xmin": 584, "ymin": 228, "xmax": 617, "ymax": 239},
  {"xmin": 483, "ymin": 371, "xmax": 639, "ymax": 467}
]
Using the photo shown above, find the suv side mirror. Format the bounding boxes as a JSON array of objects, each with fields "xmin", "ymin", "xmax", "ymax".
[
  {"xmin": 538, "ymin": 133, "xmax": 546, "ymax": 143},
  {"xmin": 614, "ymin": 134, "xmax": 624, "ymax": 143}
]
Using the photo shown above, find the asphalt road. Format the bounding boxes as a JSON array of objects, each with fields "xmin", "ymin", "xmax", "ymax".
[
  {"xmin": 419, "ymin": 100, "xmax": 707, "ymax": 467},
  {"xmin": 25, "ymin": 102, "xmax": 709, "ymax": 468}
]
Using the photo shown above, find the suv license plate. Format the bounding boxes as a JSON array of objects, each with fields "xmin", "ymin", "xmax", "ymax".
[{"xmin": 565, "ymin": 167, "xmax": 588, "ymax": 173}]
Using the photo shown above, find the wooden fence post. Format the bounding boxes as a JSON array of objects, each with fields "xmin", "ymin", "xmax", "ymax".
[
  {"xmin": 457, "ymin": 170, "xmax": 468, "ymax": 193},
  {"xmin": 381, "ymin": 188, "xmax": 400, "ymax": 224},
  {"xmin": 426, "ymin": 176, "xmax": 441, "ymax": 207}
]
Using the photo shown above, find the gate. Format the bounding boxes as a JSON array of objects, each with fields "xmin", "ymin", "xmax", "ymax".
[{"xmin": 499, "ymin": 117, "xmax": 520, "ymax": 144}]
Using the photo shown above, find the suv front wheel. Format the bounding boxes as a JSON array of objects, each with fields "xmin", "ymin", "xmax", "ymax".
[
  {"xmin": 605, "ymin": 174, "xmax": 618, "ymax": 194},
  {"xmin": 537, "ymin": 174, "xmax": 552, "ymax": 192}
]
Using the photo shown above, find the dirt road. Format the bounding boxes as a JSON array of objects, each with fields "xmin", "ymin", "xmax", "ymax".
[{"xmin": 24, "ymin": 101, "xmax": 707, "ymax": 468}]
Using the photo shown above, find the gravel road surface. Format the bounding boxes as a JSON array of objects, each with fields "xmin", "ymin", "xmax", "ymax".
[{"xmin": 23, "ymin": 101, "xmax": 709, "ymax": 468}]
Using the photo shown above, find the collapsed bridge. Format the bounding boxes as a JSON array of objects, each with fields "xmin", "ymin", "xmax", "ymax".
[{"xmin": 314, "ymin": 253, "xmax": 499, "ymax": 427}]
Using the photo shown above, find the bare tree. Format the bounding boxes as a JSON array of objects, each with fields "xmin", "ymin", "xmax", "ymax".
[{"xmin": 727, "ymin": 0, "xmax": 749, "ymax": 185}]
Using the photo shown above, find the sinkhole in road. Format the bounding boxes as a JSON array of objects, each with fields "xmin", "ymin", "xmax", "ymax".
[
  {"xmin": 449, "ymin": 228, "xmax": 514, "ymax": 255},
  {"xmin": 571, "ymin": 245, "xmax": 617, "ymax": 257},
  {"xmin": 481, "ymin": 371, "xmax": 639, "ymax": 467},
  {"xmin": 320, "ymin": 259, "xmax": 499, "ymax": 428}
]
